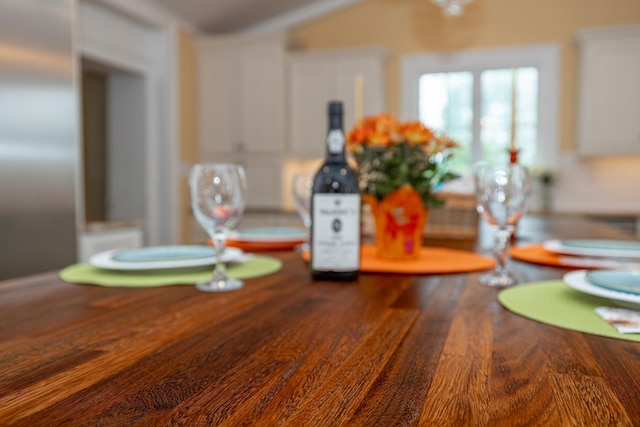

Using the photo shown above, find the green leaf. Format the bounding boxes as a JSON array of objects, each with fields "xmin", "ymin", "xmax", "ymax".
[{"xmin": 352, "ymin": 141, "xmax": 459, "ymax": 207}]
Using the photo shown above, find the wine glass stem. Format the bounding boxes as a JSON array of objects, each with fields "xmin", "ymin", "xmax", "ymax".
[
  {"xmin": 494, "ymin": 227, "xmax": 512, "ymax": 276},
  {"xmin": 211, "ymin": 228, "xmax": 228, "ymax": 281},
  {"xmin": 304, "ymin": 217, "xmax": 311, "ymax": 242}
]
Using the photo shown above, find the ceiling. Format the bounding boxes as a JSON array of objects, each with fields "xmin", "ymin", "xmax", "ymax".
[{"xmin": 147, "ymin": 0, "xmax": 362, "ymax": 34}]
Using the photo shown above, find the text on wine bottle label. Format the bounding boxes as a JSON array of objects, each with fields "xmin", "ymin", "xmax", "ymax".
[{"xmin": 311, "ymin": 193, "xmax": 360, "ymax": 271}]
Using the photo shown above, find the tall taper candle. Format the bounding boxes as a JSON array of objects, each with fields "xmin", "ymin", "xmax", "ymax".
[{"xmin": 510, "ymin": 68, "xmax": 518, "ymax": 152}]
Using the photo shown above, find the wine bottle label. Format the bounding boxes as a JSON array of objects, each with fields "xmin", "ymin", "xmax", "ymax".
[
  {"xmin": 327, "ymin": 130, "xmax": 344, "ymax": 154},
  {"xmin": 311, "ymin": 193, "xmax": 361, "ymax": 271}
]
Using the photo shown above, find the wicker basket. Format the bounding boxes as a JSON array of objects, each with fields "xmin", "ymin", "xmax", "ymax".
[
  {"xmin": 424, "ymin": 191, "xmax": 479, "ymax": 240},
  {"xmin": 361, "ymin": 191, "xmax": 479, "ymax": 241}
]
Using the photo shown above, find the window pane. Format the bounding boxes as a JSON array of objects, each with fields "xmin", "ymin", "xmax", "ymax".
[
  {"xmin": 418, "ymin": 72, "xmax": 473, "ymax": 175},
  {"xmin": 480, "ymin": 67, "xmax": 538, "ymax": 166}
]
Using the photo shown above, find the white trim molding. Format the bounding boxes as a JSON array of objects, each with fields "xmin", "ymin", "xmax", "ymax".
[
  {"xmin": 86, "ymin": 0, "xmax": 174, "ymax": 28},
  {"xmin": 243, "ymin": 0, "xmax": 364, "ymax": 34}
]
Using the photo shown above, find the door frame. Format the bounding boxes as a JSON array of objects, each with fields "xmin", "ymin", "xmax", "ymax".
[{"xmin": 77, "ymin": 0, "xmax": 180, "ymax": 246}]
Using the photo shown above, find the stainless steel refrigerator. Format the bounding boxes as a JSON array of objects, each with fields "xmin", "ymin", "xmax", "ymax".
[{"xmin": 0, "ymin": 0, "xmax": 78, "ymax": 280}]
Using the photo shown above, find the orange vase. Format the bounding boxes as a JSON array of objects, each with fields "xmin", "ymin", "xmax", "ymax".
[{"xmin": 364, "ymin": 185, "xmax": 428, "ymax": 260}]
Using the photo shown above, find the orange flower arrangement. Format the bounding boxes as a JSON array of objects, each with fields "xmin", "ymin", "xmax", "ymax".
[{"xmin": 347, "ymin": 114, "xmax": 459, "ymax": 208}]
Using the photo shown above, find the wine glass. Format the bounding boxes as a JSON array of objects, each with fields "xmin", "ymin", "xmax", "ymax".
[
  {"xmin": 189, "ymin": 163, "xmax": 247, "ymax": 292},
  {"xmin": 475, "ymin": 163, "xmax": 531, "ymax": 287},
  {"xmin": 292, "ymin": 171, "xmax": 314, "ymax": 252}
]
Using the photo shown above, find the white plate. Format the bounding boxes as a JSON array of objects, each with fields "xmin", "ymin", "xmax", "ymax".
[
  {"xmin": 89, "ymin": 246, "xmax": 244, "ymax": 271},
  {"xmin": 229, "ymin": 227, "xmax": 307, "ymax": 243},
  {"xmin": 544, "ymin": 239, "xmax": 640, "ymax": 259},
  {"xmin": 563, "ymin": 270, "xmax": 640, "ymax": 309}
]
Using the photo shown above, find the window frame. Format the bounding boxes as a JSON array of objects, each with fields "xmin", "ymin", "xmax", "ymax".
[{"xmin": 401, "ymin": 43, "xmax": 560, "ymax": 168}]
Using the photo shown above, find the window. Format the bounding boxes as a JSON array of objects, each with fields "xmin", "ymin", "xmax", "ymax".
[{"xmin": 402, "ymin": 44, "xmax": 560, "ymax": 175}]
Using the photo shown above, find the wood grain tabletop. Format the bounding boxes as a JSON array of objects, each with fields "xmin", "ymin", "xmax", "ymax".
[{"xmin": 1, "ymin": 215, "xmax": 639, "ymax": 426}]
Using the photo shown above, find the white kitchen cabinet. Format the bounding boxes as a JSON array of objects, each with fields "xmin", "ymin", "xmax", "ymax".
[
  {"xmin": 198, "ymin": 33, "xmax": 286, "ymax": 209},
  {"xmin": 576, "ymin": 25, "xmax": 640, "ymax": 155},
  {"xmin": 198, "ymin": 42, "xmax": 239, "ymax": 153},
  {"xmin": 242, "ymin": 155, "xmax": 284, "ymax": 209},
  {"xmin": 198, "ymin": 33, "xmax": 286, "ymax": 156},
  {"xmin": 288, "ymin": 47, "xmax": 387, "ymax": 158}
]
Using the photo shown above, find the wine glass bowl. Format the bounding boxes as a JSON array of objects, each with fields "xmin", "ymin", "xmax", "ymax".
[
  {"xmin": 475, "ymin": 163, "xmax": 531, "ymax": 287},
  {"xmin": 292, "ymin": 172, "xmax": 314, "ymax": 251},
  {"xmin": 477, "ymin": 166, "xmax": 530, "ymax": 227},
  {"xmin": 189, "ymin": 163, "xmax": 247, "ymax": 292}
]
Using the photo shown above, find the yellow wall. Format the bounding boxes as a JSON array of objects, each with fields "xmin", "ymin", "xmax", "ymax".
[
  {"xmin": 290, "ymin": 0, "xmax": 640, "ymax": 151},
  {"xmin": 178, "ymin": 28, "xmax": 199, "ymax": 243}
]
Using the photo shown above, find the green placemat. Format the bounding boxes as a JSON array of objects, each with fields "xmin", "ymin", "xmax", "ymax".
[
  {"xmin": 498, "ymin": 280, "xmax": 640, "ymax": 342},
  {"xmin": 60, "ymin": 255, "xmax": 282, "ymax": 287}
]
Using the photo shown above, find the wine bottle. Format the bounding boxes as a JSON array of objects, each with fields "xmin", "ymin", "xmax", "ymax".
[{"xmin": 310, "ymin": 101, "xmax": 361, "ymax": 281}]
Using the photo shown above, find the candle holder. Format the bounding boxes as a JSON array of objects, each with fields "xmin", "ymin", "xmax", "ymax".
[
  {"xmin": 509, "ymin": 149, "xmax": 519, "ymax": 164},
  {"xmin": 506, "ymin": 149, "xmax": 525, "ymax": 241}
]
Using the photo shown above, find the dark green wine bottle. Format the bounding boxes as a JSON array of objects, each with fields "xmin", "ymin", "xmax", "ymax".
[{"xmin": 310, "ymin": 101, "xmax": 361, "ymax": 281}]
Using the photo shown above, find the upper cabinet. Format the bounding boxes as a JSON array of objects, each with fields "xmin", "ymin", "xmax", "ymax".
[
  {"xmin": 288, "ymin": 47, "xmax": 387, "ymax": 158},
  {"xmin": 198, "ymin": 33, "xmax": 287, "ymax": 210},
  {"xmin": 198, "ymin": 33, "xmax": 287, "ymax": 156},
  {"xmin": 576, "ymin": 25, "xmax": 640, "ymax": 155}
]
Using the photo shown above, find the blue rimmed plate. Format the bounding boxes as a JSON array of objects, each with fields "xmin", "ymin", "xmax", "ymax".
[
  {"xmin": 563, "ymin": 270, "xmax": 640, "ymax": 309},
  {"xmin": 587, "ymin": 270, "xmax": 640, "ymax": 296},
  {"xmin": 544, "ymin": 239, "xmax": 640, "ymax": 259},
  {"xmin": 89, "ymin": 246, "xmax": 244, "ymax": 271},
  {"xmin": 112, "ymin": 245, "xmax": 215, "ymax": 262}
]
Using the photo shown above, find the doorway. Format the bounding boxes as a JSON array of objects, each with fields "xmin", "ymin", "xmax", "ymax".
[{"xmin": 81, "ymin": 59, "xmax": 147, "ymax": 225}]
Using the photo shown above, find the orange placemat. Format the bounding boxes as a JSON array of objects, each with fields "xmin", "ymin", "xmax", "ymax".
[
  {"xmin": 509, "ymin": 243, "xmax": 640, "ymax": 269},
  {"xmin": 510, "ymin": 244, "xmax": 564, "ymax": 267},
  {"xmin": 302, "ymin": 245, "xmax": 495, "ymax": 274},
  {"xmin": 226, "ymin": 239, "xmax": 304, "ymax": 251}
]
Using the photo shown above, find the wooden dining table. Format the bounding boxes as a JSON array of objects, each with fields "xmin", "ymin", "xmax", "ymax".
[{"xmin": 1, "ymin": 214, "xmax": 639, "ymax": 426}]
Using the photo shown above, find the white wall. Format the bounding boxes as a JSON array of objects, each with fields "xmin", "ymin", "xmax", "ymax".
[{"xmin": 107, "ymin": 73, "xmax": 147, "ymax": 221}]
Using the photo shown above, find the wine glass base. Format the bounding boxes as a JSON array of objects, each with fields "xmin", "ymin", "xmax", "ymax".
[
  {"xmin": 479, "ymin": 272, "xmax": 521, "ymax": 288},
  {"xmin": 196, "ymin": 277, "xmax": 244, "ymax": 292}
]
